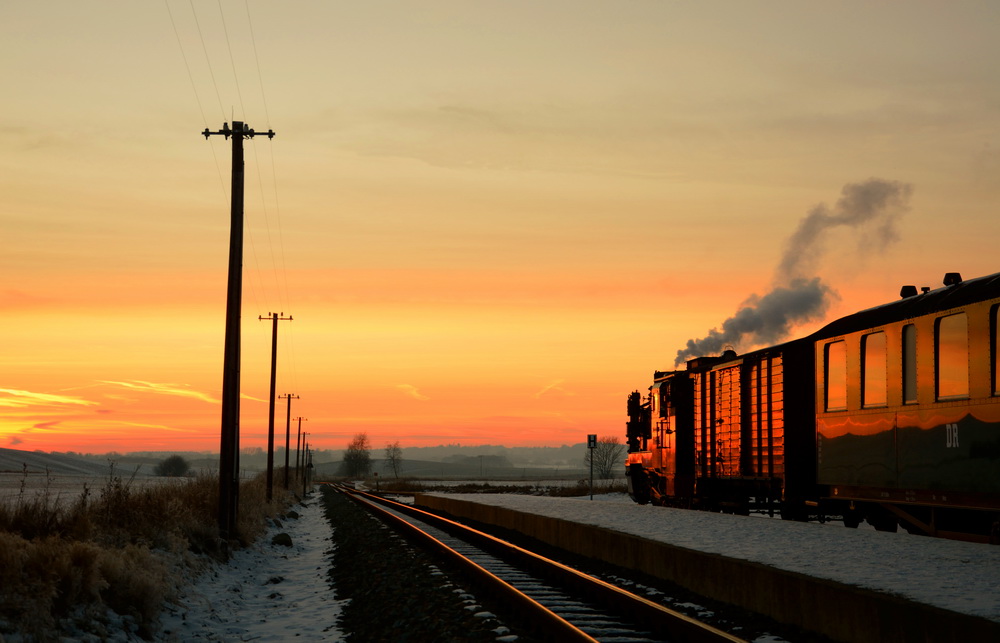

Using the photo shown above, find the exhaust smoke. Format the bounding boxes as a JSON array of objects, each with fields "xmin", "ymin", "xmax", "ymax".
[{"xmin": 674, "ymin": 178, "xmax": 913, "ymax": 366}]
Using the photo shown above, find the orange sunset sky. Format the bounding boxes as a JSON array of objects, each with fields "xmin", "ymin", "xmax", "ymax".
[{"xmin": 2, "ymin": 2, "xmax": 998, "ymax": 454}]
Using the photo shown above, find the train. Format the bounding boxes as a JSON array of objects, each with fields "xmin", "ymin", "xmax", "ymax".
[{"xmin": 624, "ymin": 271, "xmax": 1000, "ymax": 543}]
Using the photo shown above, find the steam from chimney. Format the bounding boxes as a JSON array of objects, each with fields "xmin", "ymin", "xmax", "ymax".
[{"xmin": 673, "ymin": 178, "xmax": 913, "ymax": 366}]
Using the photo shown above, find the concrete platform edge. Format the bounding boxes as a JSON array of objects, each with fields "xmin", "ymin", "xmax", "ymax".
[{"xmin": 415, "ymin": 494, "xmax": 1000, "ymax": 643}]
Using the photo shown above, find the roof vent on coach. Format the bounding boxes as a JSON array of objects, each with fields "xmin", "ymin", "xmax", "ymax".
[
  {"xmin": 944, "ymin": 272, "xmax": 963, "ymax": 286},
  {"xmin": 900, "ymin": 285, "xmax": 918, "ymax": 298}
]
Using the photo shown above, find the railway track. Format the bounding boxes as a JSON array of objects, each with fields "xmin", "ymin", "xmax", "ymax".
[{"xmin": 334, "ymin": 485, "xmax": 745, "ymax": 643}]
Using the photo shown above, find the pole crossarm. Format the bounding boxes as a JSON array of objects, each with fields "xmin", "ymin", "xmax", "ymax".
[{"xmin": 202, "ymin": 121, "xmax": 275, "ymax": 140}]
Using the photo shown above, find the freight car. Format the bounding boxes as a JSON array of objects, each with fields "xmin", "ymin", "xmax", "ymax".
[{"xmin": 625, "ymin": 272, "xmax": 1000, "ymax": 543}]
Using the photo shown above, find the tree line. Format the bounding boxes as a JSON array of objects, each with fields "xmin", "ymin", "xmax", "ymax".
[{"xmin": 336, "ymin": 432, "xmax": 624, "ymax": 480}]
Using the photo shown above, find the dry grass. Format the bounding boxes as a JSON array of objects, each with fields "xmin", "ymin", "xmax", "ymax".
[{"xmin": 0, "ymin": 465, "xmax": 300, "ymax": 640}]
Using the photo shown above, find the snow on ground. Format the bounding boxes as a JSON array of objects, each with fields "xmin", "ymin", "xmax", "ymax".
[
  {"xmin": 426, "ymin": 492, "xmax": 1000, "ymax": 623},
  {"xmin": 155, "ymin": 495, "xmax": 345, "ymax": 642}
]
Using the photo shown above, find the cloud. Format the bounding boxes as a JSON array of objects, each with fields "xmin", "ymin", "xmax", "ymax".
[
  {"xmin": 533, "ymin": 380, "xmax": 574, "ymax": 399},
  {"xmin": 98, "ymin": 380, "xmax": 219, "ymax": 404},
  {"xmin": 112, "ymin": 421, "xmax": 191, "ymax": 432},
  {"xmin": 395, "ymin": 384, "xmax": 429, "ymax": 401},
  {"xmin": 0, "ymin": 388, "xmax": 98, "ymax": 408}
]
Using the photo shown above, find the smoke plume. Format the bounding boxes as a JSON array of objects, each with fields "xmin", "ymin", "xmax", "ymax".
[{"xmin": 673, "ymin": 178, "xmax": 913, "ymax": 366}]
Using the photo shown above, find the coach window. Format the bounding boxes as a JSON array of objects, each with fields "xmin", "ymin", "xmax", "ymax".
[
  {"xmin": 825, "ymin": 341, "xmax": 847, "ymax": 411},
  {"xmin": 936, "ymin": 313, "xmax": 969, "ymax": 400},
  {"xmin": 903, "ymin": 324, "xmax": 917, "ymax": 404},
  {"xmin": 862, "ymin": 332, "xmax": 887, "ymax": 407}
]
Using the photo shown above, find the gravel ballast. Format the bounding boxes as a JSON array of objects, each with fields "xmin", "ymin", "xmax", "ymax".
[{"xmin": 319, "ymin": 486, "xmax": 524, "ymax": 642}]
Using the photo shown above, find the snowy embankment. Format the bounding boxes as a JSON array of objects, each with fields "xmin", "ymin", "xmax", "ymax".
[
  {"xmin": 426, "ymin": 492, "xmax": 1000, "ymax": 623},
  {"xmin": 156, "ymin": 496, "xmax": 344, "ymax": 642}
]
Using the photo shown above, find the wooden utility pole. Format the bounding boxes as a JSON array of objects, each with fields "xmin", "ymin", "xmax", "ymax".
[
  {"xmin": 294, "ymin": 416, "xmax": 308, "ymax": 478},
  {"xmin": 278, "ymin": 393, "xmax": 299, "ymax": 488},
  {"xmin": 301, "ymin": 432, "xmax": 310, "ymax": 495},
  {"xmin": 203, "ymin": 121, "xmax": 275, "ymax": 539},
  {"xmin": 260, "ymin": 312, "xmax": 292, "ymax": 501}
]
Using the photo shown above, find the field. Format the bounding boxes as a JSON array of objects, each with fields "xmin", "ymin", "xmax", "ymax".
[{"xmin": 0, "ymin": 450, "xmax": 299, "ymax": 641}]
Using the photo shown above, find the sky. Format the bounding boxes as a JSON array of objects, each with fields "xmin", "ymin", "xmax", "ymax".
[{"xmin": 2, "ymin": 1, "xmax": 998, "ymax": 454}]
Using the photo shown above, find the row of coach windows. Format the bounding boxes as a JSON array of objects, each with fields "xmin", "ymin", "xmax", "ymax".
[{"xmin": 824, "ymin": 312, "xmax": 972, "ymax": 411}]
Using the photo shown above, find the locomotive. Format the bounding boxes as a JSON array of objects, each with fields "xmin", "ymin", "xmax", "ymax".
[{"xmin": 625, "ymin": 271, "xmax": 1000, "ymax": 543}]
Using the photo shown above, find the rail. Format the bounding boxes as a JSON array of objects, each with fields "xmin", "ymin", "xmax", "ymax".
[{"xmin": 335, "ymin": 484, "xmax": 745, "ymax": 643}]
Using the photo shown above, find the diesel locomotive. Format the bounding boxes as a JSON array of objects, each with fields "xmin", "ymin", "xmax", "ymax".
[{"xmin": 625, "ymin": 271, "xmax": 1000, "ymax": 543}]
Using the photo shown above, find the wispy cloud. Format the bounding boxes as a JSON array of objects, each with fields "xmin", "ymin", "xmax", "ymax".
[
  {"xmin": 98, "ymin": 380, "xmax": 219, "ymax": 404},
  {"xmin": 0, "ymin": 388, "xmax": 98, "ymax": 408},
  {"xmin": 111, "ymin": 421, "xmax": 192, "ymax": 432},
  {"xmin": 395, "ymin": 384, "xmax": 429, "ymax": 401},
  {"xmin": 533, "ymin": 380, "xmax": 574, "ymax": 399}
]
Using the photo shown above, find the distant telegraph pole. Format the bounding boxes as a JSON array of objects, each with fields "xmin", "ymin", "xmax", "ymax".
[
  {"xmin": 203, "ymin": 121, "xmax": 275, "ymax": 539},
  {"xmin": 278, "ymin": 393, "xmax": 300, "ymax": 488},
  {"xmin": 260, "ymin": 312, "xmax": 292, "ymax": 501},
  {"xmin": 294, "ymin": 416, "xmax": 308, "ymax": 477}
]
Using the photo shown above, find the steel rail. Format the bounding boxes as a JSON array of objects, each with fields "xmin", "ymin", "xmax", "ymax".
[
  {"xmin": 337, "ymin": 485, "xmax": 745, "ymax": 643},
  {"xmin": 336, "ymin": 485, "xmax": 598, "ymax": 642}
]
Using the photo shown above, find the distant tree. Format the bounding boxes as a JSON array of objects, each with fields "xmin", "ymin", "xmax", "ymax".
[
  {"xmin": 339, "ymin": 432, "xmax": 372, "ymax": 478},
  {"xmin": 583, "ymin": 436, "xmax": 626, "ymax": 480},
  {"xmin": 155, "ymin": 454, "xmax": 190, "ymax": 477},
  {"xmin": 384, "ymin": 440, "xmax": 403, "ymax": 479}
]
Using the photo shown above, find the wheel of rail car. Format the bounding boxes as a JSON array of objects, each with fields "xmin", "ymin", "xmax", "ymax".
[
  {"xmin": 990, "ymin": 515, "xmax": 1000, "ymax": 546},
  {"xmin": 842, "ymin": 511, "xmax": 862, "ymax": 529},
  {"xmin": 867, "ymin": 509, "xmax": 898, "ymax": 533},
  {"xmin": 626, "ymin": 463, "xmax": 650, "ymax": 505},
  {"xmin": 779, "ymin": 503, "xmax": 807, "ymax": 522}
]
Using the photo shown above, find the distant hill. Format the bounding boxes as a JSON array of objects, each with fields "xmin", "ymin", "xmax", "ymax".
[
  {"xmin": 0, "ymin": 447, "xmax": 132, "ymax": 477},
  {"xmin": 0, "ymin": 442, "xmax": 603, "ymax": 480}
]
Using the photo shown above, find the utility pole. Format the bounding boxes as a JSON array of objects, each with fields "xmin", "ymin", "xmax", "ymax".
[
  {"xmin": 203, "ymin": 121, "xmax": 275, "ymax": 539},
  {"xmin": 294, "ymin": 416, "xmax": 308, "ymax": 479},
  {"xmin": 259, "ymin": 312, "xmax": 292, "ymax": 501},
  {"xmin": 301, "ymin": 432, "xmax": 310, "ymax": 495},
  {"xmin": 278, "ymin": 393, "xmax": 300, "ymax": 488}
]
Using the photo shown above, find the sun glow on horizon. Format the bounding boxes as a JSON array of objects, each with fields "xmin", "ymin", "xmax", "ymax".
[{"xmin": 2, "ymin": 2, "xmax": 998, "ymax": 454}]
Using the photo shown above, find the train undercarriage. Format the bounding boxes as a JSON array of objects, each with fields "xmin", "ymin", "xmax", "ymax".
[{"xmin": 627, "ymin": 462, "xmax": 1000, "ymax": 543}]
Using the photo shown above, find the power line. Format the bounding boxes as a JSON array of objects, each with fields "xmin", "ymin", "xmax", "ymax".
[
  {"xmin": 165, "ymin": 0, "xmax": 228, "ymax": 200},
  {"xmin": 244, "ymin": 0, "xmax": 271, "ymax": 128},
  {"xmin": 165, "ymin": 0, "xmax": 207, "ymax": 127},
  {"xmin": 189, "ymin": 0, "xmax": 226, "ymax": 121},
  {"xmin": 217, "ymin": 0, "xmax": 247, "ymax": 121},
  {"xmin": 242, "ymin": 0, "xmax": 294, "ymax": 379}
]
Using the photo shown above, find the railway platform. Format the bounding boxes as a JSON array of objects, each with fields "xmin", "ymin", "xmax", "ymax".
[{"xmin": 415, "ymin": 493, "xmax": 1000, "ymax": 643}]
